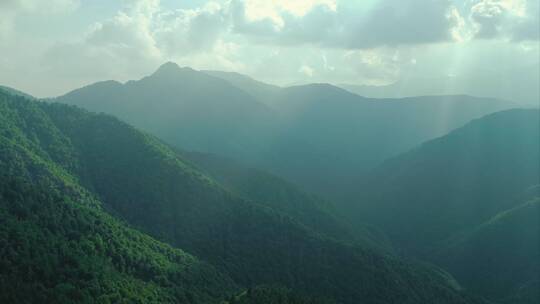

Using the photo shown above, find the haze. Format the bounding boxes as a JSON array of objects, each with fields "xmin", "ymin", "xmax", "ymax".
[
  {"xmin": 0, "ymin": 0, "xmax": 538, "ymax": 104},
  {"xmin": 1, "ymin": 1, "xmax": 540, "ymax": 304}
]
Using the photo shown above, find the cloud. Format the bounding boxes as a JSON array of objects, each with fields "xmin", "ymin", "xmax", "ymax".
[
  {"xmin": 469, "ymin": 0, "xmax": 539, "ymax": 40},
  {"xmin": 342, "ymin": 48, "xmax": 412, "ymax": 85},
  {"xmin": 87, "ymin": 12, "xmax": 160, "ymax": 59},
  {"xmin": 240, "ymin": 0, "xmax": 336, "ymax": 27},
  {"xmin": 0, "ymin": 12, "xmax": 16, "ymax": 38},
  {"xmin": 40, "ymin": 0, "xmax": 234, "ymax": 87},
  {"xmin": 155, "ymin": 2, "xmax": 230, "ymax": 56},
  {"xmin": 2, "ymin": 0, "xmax": 537, "ymax": 99},
  {"xmin": 1, "ymin": 0, "xmax": 79, "ymax": 39},
  {"xmin": 299, "ymin": 65, "xmax": 315, "ymax": 77},
  {"xmin": 0, "ymin": 0, "xmax": 79, "ymax": 12},
  {"xmin": 41, "ymin": 0, "xmax": 162, "ymax": 85},
  {"xmin": 341, "ymin": 0, "xmax": 462, "ymax": 48},
  {"xmin": 37, "ymin": 0, "xmax": 538, "ymax": 82},
  {"xmin": 470, "ymin": 0, "xmax": 523, "ymax": 38},
  {"xmin": 231, "ymin": 0, "xmax": 464, "ymax": 48},
  {"xmin": 45, "ymin": 0, "xmax": 232, "ymax": 66},
  {"xmin": 511, "ymin": 0, "xmax": 539, "ymax": 41}
]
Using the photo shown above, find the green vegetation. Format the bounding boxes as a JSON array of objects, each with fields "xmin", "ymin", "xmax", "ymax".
[
  {"xmin": 0, "ymin": 85, "xmax": 34, "ymax": 99},
  {"xmin": 436, "ymin": 188, "xmax": 540, "ymax": 303},
  {"xmin": 351, "ymin": 109, "xmax": 540, "ymax": 303},
  {"xmin": 56, "ymin": 62, "xmax": 514, "ymax": 205},
  {"xmin": 0, "ymin": 90, "xmax": 488, "ymax": 303},
  {"xmin": 183, "ymin": 151, "xmax": 393, "ymax": 253},
  {"xmin": 0, "ymin": 92, "xmax": 236, "ymax": 303},
  {"xmin": 43, "ymin": 100, "xmax": 483, "ymax": 304},
  {"xmin": 353, "ymin": 109, "xmax": 540, "ymax": 255},
  {"xmin": 1, "ymin": 63, "xmax": 536, "ymax": 304},
  {"xmin": 223, "ymin": 285, "xmax": 336, "ymax": 304}
]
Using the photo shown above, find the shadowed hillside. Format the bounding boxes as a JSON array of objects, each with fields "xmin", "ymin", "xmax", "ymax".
[
  {"xmin": 57, "ymin": 64, "xmax": 515, "ymax": 205},
  {"xmin": 0, "ymin": 91, "xmax": 489, "ymax": 303}
]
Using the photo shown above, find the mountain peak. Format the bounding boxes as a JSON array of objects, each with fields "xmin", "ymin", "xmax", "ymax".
[{"xmin": 152, "ymin": 62, "xmax": 194, "ymax": 78}]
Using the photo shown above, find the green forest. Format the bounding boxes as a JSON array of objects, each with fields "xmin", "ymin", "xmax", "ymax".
[
  {"xmin": 0, "ymin": 60, "xmax": 538, "ymax": 304},
  {"xmin": 1, "ymin": 0, "xmax": 539, "ymax": 301}
]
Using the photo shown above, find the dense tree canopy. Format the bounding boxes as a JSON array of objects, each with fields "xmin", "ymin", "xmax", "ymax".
[{"xmin": 0, "ymin": 90, "xmax": 489, "ymax": 303}]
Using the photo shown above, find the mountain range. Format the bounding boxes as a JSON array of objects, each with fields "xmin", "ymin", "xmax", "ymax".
[
  {"xmin": 1, "ymin": 62, "xmax": 538, "ymax": 303},
  {"xmin": 338, "ymin": 63, "xmax": 540, "ymax": 107},
  {"xmin": 349, "ymin": 108, "xmax": 539, "ymax": 303},
  {"xmin": 0, "ymin": 90, "xmax": 490, "ymax": 303},
  {"xmin": 56, "ymin": 62, "xmax": 516, "ymax": 205}
]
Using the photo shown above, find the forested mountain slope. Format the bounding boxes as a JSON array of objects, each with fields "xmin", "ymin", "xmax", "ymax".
[
  {"xmin": 265, "ymin": 86, "xmax": 516, "ymax": 199},
  {"xmin": 353, "ymin": 109, "xmax": 539, "ymax": 254},
  {"xmin": 349, "ymin": 109, "xmax": 539, "ymax": 303},
  {"xmin": 54, "ymin": 62, "xmax": 279, "ymax": 157},
  {"xmin": 45, "ymin": 101, "xmax": 486, "ymax": 304},
  {"xmin": 224, "ymin": 285, "xmax": 336, "ymax": 304},
  {"xmin": 0, "ymin": 91, "xmax": 489, "ymax": 303},
  {"xmin": 0, "ymin": 85, "xmax": 34, "ymax": 99},
  {"xmin": 183, "ymin": 151, "xmax": 393, "ymax": 253},
  {"xmin": 0, "ymin": 91, "xmax": 237, "ymax": 303},
  {"xmin": 436, "ymin": 187, "xmax": 540, "ymax": 304},
  {"xmin": 57, "ymin": 64, "xmax": 514, "ymax": 204}
]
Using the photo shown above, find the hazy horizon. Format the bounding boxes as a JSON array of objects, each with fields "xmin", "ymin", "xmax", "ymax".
[
  {"xmin": 1, "ymin": 2, "xmax": 539, "ymax": 303},
  {"xmin": 1, "ymin": 0, "xmax": 539, "ymax": 103}
]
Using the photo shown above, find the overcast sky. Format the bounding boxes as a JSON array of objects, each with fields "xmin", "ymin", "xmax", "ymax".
[{"xmin": 0, "ymin": 0, "xmax": 538, "ymax": 101}]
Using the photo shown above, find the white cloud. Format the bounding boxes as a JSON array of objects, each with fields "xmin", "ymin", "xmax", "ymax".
[
  {"xmin": 40, "ymin": 0, "xmax": 162, "ymax": 88},
  {"xmin": 0, "ymin": 0, "xmax": 79, "ymax": 13},
  {"xmin": 0, "ymin": 13, "xmax": 16, "ymax": 39},
  {"xmin": 155, "ymin": 1, "xmax": 230, "ymax": 56},
  {"xmin": 299, "ymin": 65, "xmax": 315, "ymax": 77},
  {"xmin": 342, "ymin": 48, "xmax": 410, "ymax": 85},
  {"xmin": 1, "ymin": 0, "xmax": 538, "ymax": 99},
  {"xmin": 241, "ymin": 0, "xmax": 336, "ymax": 27},
  {"xmin": 448, "ymin": 6, "xmax": 469, "ymax": 42},
  {"xmin": 0, "ymin": 0, "xmax": 79, "ymax": 39},
  {"xmin": 231, "ymin": 0, "xmax": 465, "ymax": 48},
  {"xmin": 511, "ymin": 0, "xmax": 539, "ymax": 41},
  {"xmin": 39, "ymin": 0, "xmax": 234, "ymax": 89},
  {"xmin": 469, "ymin": 0, "xmax": 538, "ymax": 40}
]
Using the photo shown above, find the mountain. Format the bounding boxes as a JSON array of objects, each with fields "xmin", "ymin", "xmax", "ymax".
[
  {"xmin": 338, "ymin": 63, "xmax": 540, "ymax": 106},
  {"xmin": 348, "ymin": 109, "xmax": 539, "ymax": 303},
  {"xmin": 224, "ymin": 285, "xmax": 336, "ymax": 304},
  {"xmin": 46, "ymin": 101, "xmax": 483, "ymax": 304},
  {"xmin": 57, "ymin": 63, "xmax": 515, "ymax": 206},
  {"xmin": 55, "ymin": 63, "xmax": 326, "ymax": 197},
  {"xmin": 352, "ymin": 109, "xmax": 539, "ymax": 253},
  {"xmin": 182, "ymin": 151, "xmax": 393, "ymax": 253},
  {"xmin": 0, "ymin": 85, "xmax": 34, "ymax": 99},
  {"xmin": 435, "ymin": 186, "xmax": 540, "ymax": 303},
  {"xmin": 0, "ymin": 91, "xmax": 488, "ymax": 303},
  {"xmin": 0, "ymin": 91, "xmax": 237, "ymax": 303},
  {"xmin": 263, "ymin": 85, "xmax": 516, "ymax": 200},
  {"xmin": 202, "ymin": 70, "xmax": 280, "ymax": 104},
  {"xmin": 55, "ymin": 62, "xmax": 280, "ymax": 157}
]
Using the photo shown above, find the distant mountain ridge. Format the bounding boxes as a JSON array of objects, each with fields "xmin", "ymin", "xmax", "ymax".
[
  {"xmin": 338, "ymin": 64, "xmax": 540, "ymax": 107},
  {"xmin": 349, "ymin": 109, "xmax": 540, "ymax": 304},
  {"xmin": 354, "ymin": 108, "xmax": 539, "ymax": 249},
  {"xmin": 55, "ymin": 62, "xmax": 291, "ymax": 168},
  {"xmin": 202, "ymin": 70, "xmax": 281, "ymax": 104},
  {"xmin": 0, "ymin": 85, "xmax": 34, "ymax": 99},
  {"xmin": 0, "ymin": 90, "xmax": 489, "ymax": 303},
  {"xmin": 56, "ymin": 62, "xmax": 517, "ymax": 205}
]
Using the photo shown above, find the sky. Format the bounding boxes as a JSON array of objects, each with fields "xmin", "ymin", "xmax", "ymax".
[{"xmin": 0, "ymin": 0, "xmax": 538, "ymax": 102}]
